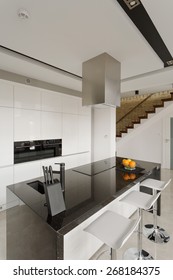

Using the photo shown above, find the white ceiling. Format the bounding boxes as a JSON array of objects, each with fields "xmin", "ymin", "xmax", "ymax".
[{"xmin": 0, "ymin": 0, "xmax": 173, "ymax": 94}]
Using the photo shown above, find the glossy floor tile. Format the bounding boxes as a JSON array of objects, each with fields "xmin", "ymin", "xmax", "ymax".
[{"xmin": 0, "ymin": 168, "xmax": 173, "ymax": 260}]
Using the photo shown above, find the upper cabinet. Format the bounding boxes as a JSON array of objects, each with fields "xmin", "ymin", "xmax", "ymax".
[
  {"xmin": 62, "ymin": 94, "xmax": 78, "ymax": 114},
  {"xmin": 41, "ymin": 90, "xmax": 62, "ymax": 112},
  {"xmin": 62, "ymin": 114, "xmax": 78, "ymax": 155},
  {"xmin": 14, "ymin": 85, "xmax": 41, "ymax": 110},
  {"xmin": 14, "ymin": 108, "xmax": 41, "ymax": 141},
  {"xmin": 0, "ymin": 80, "xmax": 13, "ymax": 107},
  {"xmin": 41, "ymin": 111, "xmax": 62, "ymax": 139}
]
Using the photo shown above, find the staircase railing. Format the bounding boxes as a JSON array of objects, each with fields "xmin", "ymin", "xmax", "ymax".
[
  {"xmin": 116, "ymin": 91, "xmax": 173, "ymax": 137},
  {"xmin": 116, "ymin": 93, "xmax": 154, "ymax": 125}
]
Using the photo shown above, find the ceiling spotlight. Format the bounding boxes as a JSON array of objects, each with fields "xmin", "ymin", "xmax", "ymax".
[
  {"xmin": 166, "ymin": 60, "xmax": 173, "ymax": 66},
  {"xmin": 123, "ymin": 0, "xmax": 141, "ymax": 10},
  {"xmin": 130, "ymin": 1, "xmax": 136, "ymax": 6},
  {"xmin": 17, "ymin": 8, "xmax": 30, "ymax": 19}
]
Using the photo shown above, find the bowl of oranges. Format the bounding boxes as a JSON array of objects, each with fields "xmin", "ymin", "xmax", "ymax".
[{"xmin": 122, "ymin": 158, "xmax": 136, "ymax": 170}]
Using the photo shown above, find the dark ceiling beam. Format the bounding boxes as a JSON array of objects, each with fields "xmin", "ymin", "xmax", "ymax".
[{"xmin": 116, "ymin": 0, "xmax": 173, "ymax": 67}]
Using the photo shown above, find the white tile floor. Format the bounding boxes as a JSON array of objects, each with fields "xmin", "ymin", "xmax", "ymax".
[{"xmin": 0, "ymin": 168, "xmax": 173, "ymax": 260}]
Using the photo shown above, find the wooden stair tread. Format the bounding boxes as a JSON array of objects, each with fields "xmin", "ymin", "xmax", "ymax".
[{"xmin": 116, "ymin": 91, "xmax": 173, "ymax": 137}]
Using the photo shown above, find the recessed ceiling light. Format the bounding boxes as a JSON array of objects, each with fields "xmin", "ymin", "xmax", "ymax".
[
  {"xmin": 166, "ymin": 60, "xmax": 173, "ymax": 66},
  {"xmin": 17, "ymin": 8, "xmax": 30, "ymax": 19},
  {"xmin": 130, "ymin": 1, "xmax": 136, "ymax": 6},
  {"xmin": 123, "ymin": 0, "xmax": 141, "ymax": 10}
]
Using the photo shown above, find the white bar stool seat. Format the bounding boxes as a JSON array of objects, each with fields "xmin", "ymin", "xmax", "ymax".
[
  {"xmin": 120, "ymin": 190, "xmax": 161, "ymax": 260},
  {"xmin": 141, "ymin": 178, "xmax": 171, "ymax": 243},
  {"xmin": 84, "ymin": 210, "xmax": 140, "ymax": 260}
]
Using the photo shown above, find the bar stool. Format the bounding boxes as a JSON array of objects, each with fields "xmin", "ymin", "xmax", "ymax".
[
  {"xmin": 140, "ymin": 178, "xmax": 171, "ymax": 243},
  {"xmin": 120, "ymin": 190, "xmax": 161, "ymax": 260},
  {"xmin": 84, "ymin": 210, "xmax": 140, "ymax": 260}
]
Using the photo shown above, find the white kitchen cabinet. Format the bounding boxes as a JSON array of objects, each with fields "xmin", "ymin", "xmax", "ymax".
[
  {"xmin": 41, "ymin": 111, "xmax": 62, "ymax": 139},
  {"xmin": 0, "ymin": 166, "xmax": 14, "ymax": 211},
  {"xmin": 62, "ymin": 114, "xmax": 78, "ymax": 155},
  {"xmin": 76, "ymin": 152, "xmax": 91, "ymax": 166},
  {"xmin": 62, "ymin": 94, "xmax": 78, "ymax": 114},
  {"xmin": 77, "ymin": 115, "xmax": 91, "ymax": 153},
  {"xmin": 14, "ymin": 108, "xmax": 41, "ymax": 141},
  {"xmin": 0, "ymin": 81, "xmax": 13, "ymax": 107},
  {"xmin": 14, "ymin": 161, "xmax": 41, "ymax": 183},
  {"xmin": 41, "ymin": 90, "xmax": 62, "ymax": 112},
  {"xmin": 0, "ymin": 107, "xmax": 13, "ymax": 167},
  {"xmin": 61, "ymin": 154, "xmax": 78, "ymax": 169},
  {"xmin": 14, "ymin": 85, "xmax": 41, "ymax": 110}
]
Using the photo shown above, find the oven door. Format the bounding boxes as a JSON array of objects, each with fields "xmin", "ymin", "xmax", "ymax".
[{"xmin": 14, "ymin": 139, "xmax": 62, "ymax": 164}]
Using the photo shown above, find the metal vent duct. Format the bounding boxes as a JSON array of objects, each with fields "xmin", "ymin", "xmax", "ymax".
[{"xmin": 82, "ymin": 53, "xmax": 120, "ymax": 107}]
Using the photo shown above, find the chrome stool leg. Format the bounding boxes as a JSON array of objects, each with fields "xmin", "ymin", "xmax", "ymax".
[
  {"xmin": 141, "ymin": 178, "xmax": 171, "ymax": 244},
  {"xmin": 124, "ymin": 208, "xmax": 153, "ymax": 260},
  {"xmin": 143, "ymin": 190, "xmax": 170, "ymax": 243},
  {"xmin": 110, "ymin": 248, "xmax": 117, "ymax": 260}
]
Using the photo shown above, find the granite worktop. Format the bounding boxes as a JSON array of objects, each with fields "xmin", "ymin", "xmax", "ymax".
[{"xmin": 7, "ymin": 156, "xmax": 160, "ymax": 235}]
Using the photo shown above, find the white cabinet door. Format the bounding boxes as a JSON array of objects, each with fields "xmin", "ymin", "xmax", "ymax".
[
  {"xmin": 62, "ymin": 114, "xmax": 78, "ymax": 155},
  {"xmin": 41, "ymin": 90, "xmax": 62, "ymax": 112},
  {"xmin": 0, "ymin": 166, "xmax": 13, "ymax": 211},
  {"xmin": 41, "ymin": 111, "xmax": 62, "ymax": 139},
  {"xmin": 61, "ymin": 154, "xmax": 78, "ymax": 170},
  {"xmin": 62, "ymin": 95, "xmax": 78, "ymax": 114},
  {"xmin": 14, "ymin": 85, "xmax": 41, "ymax": 110},
  {"xmin": 14, "ymin": 161, "xmax": 41, "ymax": 183},
  {"xmin": 76, "ymin": 152, "xmax": 91, "ymax": 167},
  {"xmin": 0, "ymin": 81, "xmax": 13, "ymax": 107},
  {"xmin": 0, "ymin": 107, "xmax": 13, "ymax": 167},
  {"xmin": 14, "ymin": 108, "xmax": 41, "ymax": 141},
  {"xmin": 78, "ymin": 115, "xmax": 91, "ymax": 153}
]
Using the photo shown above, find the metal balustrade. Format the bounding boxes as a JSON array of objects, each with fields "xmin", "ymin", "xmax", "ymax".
[{"xmin": 116, "ymin": 91, "xmax": 173, "ymax": 137}]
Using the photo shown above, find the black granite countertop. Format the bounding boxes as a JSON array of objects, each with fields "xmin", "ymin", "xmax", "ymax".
[{"xmin": 7, "ymin": 156, "xmax": 160, "ymax": 235}]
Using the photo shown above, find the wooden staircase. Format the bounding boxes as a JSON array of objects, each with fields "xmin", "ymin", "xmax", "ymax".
[{"xmin": 116, "ymin": 91, "xmax": 173, "ymax": 137}]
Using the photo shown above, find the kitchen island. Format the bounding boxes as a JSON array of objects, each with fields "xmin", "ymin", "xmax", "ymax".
[{"xmin": 6, "ymin": 156, "xmax": 160, "ymax": 260}]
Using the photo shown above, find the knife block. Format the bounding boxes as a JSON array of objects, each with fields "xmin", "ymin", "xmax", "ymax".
[{"xmin": 44, "ymin": 182, "xmax": 66, "ymax": 216}]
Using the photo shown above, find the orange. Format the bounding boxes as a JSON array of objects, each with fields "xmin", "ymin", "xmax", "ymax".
[
  {"xmin": 129, "ymin": 160, "xmax": 136, "ymax": 169},
  {"xmin": 122, "ymin": 159, "xmax": 130, "ymax": 167},
  {"xmin": 123, "ymin": 173, "xmax": 130, "ymax": 180},
  {"xmin": 130, "ymin": 173, "xmax": 136, "ymax": 180}
]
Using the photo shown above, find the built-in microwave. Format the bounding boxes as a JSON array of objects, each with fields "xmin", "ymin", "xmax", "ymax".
[{"xmin": 14, "ymin": 139, "xmax": 62, "ymax": 164}]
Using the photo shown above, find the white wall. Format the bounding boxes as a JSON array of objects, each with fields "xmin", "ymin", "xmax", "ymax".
[
  {"xmin": 116, "ymin": 101, "xmax": 173, "ymax": 168},
  {"xmin": 0, "ymin": 79, "xmax": 91, "ymax": 210}
]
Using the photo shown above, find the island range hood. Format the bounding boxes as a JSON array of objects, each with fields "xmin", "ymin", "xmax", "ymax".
[{"xmin": 82, "ymin": 52, "xmax": 120, "ymax": 107}]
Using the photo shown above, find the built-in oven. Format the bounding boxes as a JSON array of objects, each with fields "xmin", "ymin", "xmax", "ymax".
[{"xmin": 14, "ymin": 139, "xmax": 62, "ymax": 164}]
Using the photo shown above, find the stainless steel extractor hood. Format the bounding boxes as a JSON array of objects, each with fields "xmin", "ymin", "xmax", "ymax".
[{"xmin": 82, "ymin": 52, "xmax": 120, "ymax": 107}]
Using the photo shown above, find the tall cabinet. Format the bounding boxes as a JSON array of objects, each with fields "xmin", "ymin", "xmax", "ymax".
[{"xmin": 0, "ymin": 79, "xmax": 91, "ymax": 211}]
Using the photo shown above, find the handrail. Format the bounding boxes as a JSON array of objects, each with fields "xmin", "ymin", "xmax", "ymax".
[{"xmin": 116, "ymin": 93, "xmax": 155, "ymax": 125}]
